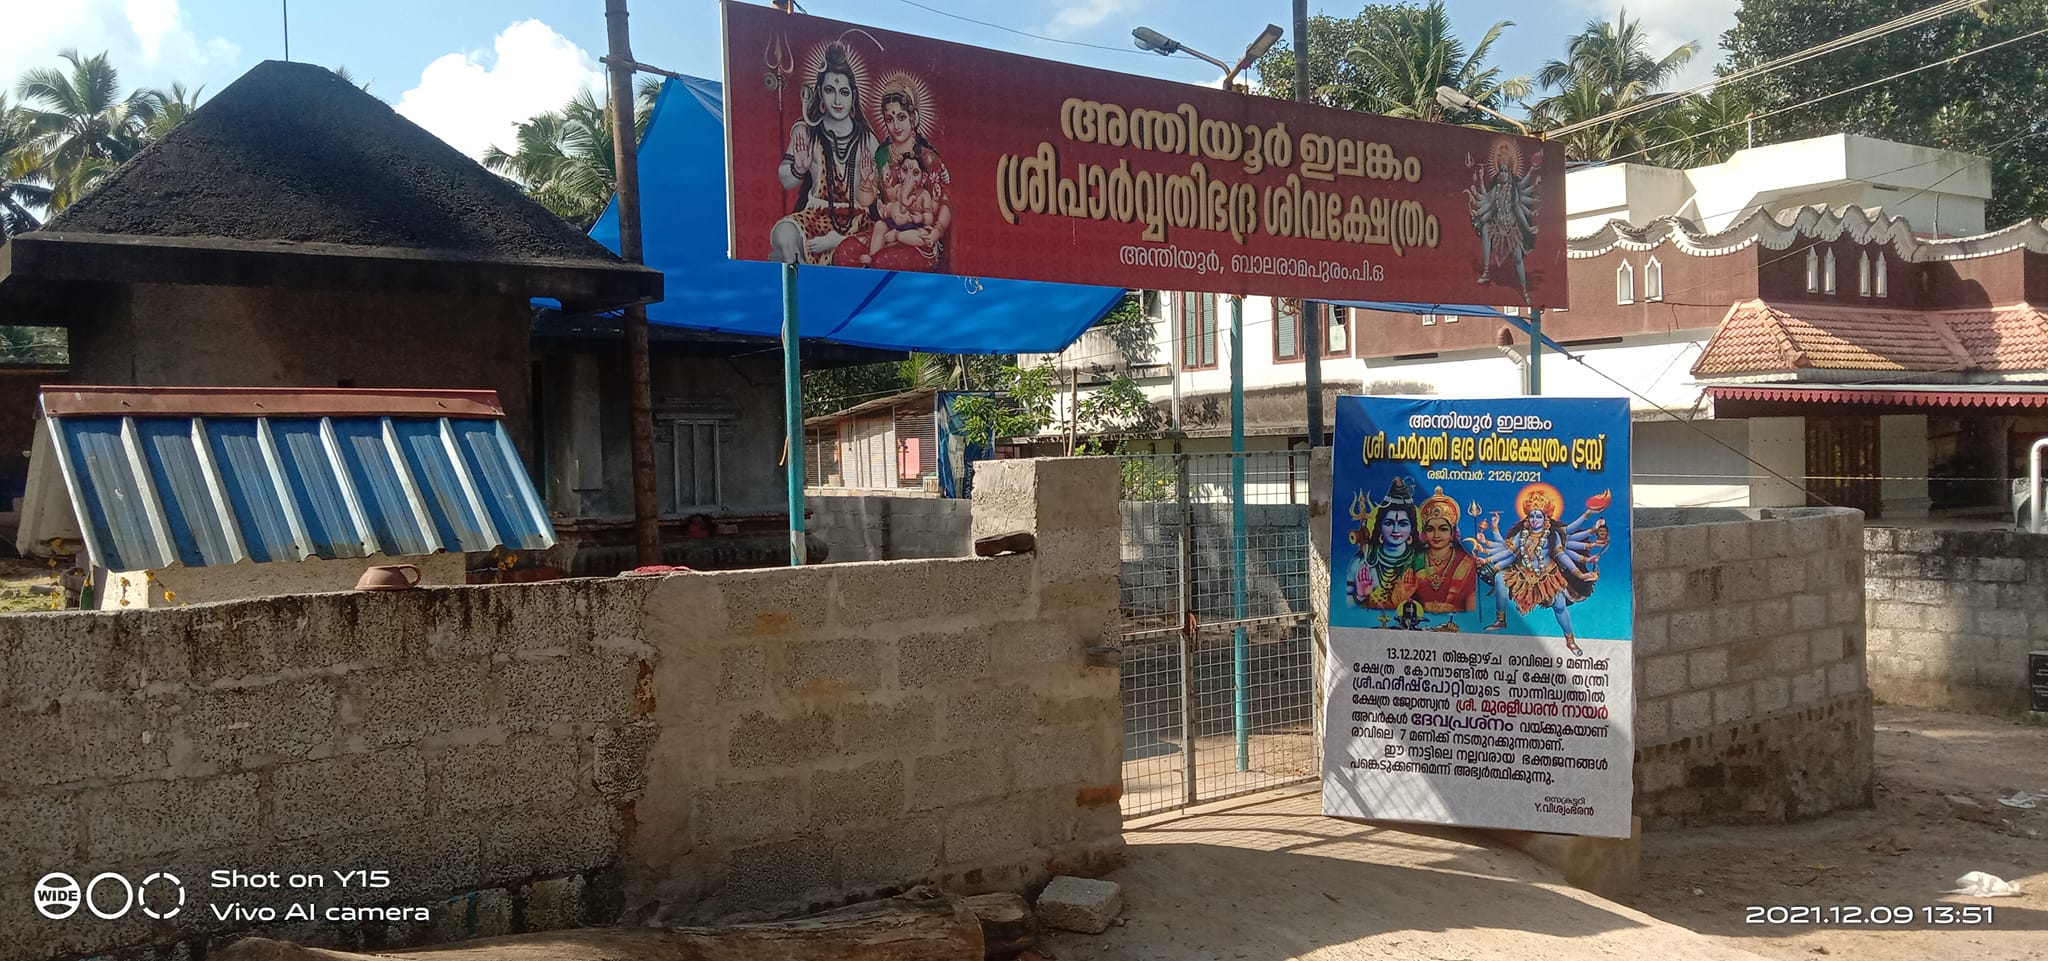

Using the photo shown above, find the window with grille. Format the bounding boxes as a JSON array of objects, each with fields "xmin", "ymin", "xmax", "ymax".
[
  {"xmin": 1273, "ymin": 298, "xmax": 1301, "ymax": 361},
  {"xmin": 1324, "ymin": 305, "xmax": 1351, "ymax": 355},
  {"xmin": 661, "ymin": 419, "xmax": 722, "ymax": 512},
  {"xmin": 1179, "ymin": 292, "xmax": 1217, "ymax": 369}
]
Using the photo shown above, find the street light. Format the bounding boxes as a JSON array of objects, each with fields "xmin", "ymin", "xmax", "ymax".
[
  {"xmin": 1133, "ymin": 23, "xmax": 1284, "ymax": 90},
  {"xmin": 1434, "ymin": 85, "xmax": 1534, "ymax": 137}
]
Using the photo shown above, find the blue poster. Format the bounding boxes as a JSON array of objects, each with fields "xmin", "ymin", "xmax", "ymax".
[
  {"xmin": 1323, "ymin": 395, "xmax": 1635, "ymax": 838},
  {"xmin": 935, "ymin": 391, "xmax": 996, "ymax": 499}
]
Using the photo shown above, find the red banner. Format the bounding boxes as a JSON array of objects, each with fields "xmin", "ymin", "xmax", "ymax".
[{"xmin": 721, "ymin": 1, "xmax": 1567, "ymax": 308}]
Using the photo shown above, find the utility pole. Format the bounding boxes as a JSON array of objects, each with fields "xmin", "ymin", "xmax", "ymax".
[
  {"xmin": 1293, "ymin": 0, "xmax": 1324, "ymax": 448},
  {"xmin": 605, "ymin": 0, "xmax": 661, "ymax": 566}
]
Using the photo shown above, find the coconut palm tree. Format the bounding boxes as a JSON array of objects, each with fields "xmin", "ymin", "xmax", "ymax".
[
  {"xmin": 1347, "ymin": 1, "xmax": 1529, "ymax": 126},
  {"xmin": 1644, "ymin": 80, "xmax": 1754, "ymax": 168},
  {"xmin": 141, "ymin": 82, "xmax": 204, "ymax": 142},
  {"xmin": 0, "ymin": 94, "xmax": 53, "ymax": 236},
  {"xmin": 14, "ymin": 49, "xmax": 163, "ymax": 210},
  {"xmin": 482, "ymin": 78, "xmax": 662, "ymax": 229},
  {"xmin": 1530, "ymin": 12, "xmax": 1698, "ymax": 160}
]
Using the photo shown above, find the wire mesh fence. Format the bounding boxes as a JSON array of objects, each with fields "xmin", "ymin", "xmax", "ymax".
[{"xmin": 1117, "ymin": 451, "xmax": 1319, "ymax": 818}]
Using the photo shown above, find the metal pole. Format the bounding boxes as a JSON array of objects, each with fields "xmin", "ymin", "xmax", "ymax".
[
  {"xmin": 1293, "ymin": 1, "xmax": 1324, "ymax": 449},
  {"xmin": 1528, "ymin": 307, "xmax": 1543, "ymax": 395},
  {"xmin": 1230, "ymin": 296, "xmax": 1250, "ymax": 772},
  {"xmin": 784, "ymin": 263, "xmax": 806, "ymax": 566},
  {"xmin": 605, "ymin": 0, "xmax": 661, "ymax": 567},
  {"xmin": 1175, "ymin": 448, "xmax": 1197, "ymax": 808}
]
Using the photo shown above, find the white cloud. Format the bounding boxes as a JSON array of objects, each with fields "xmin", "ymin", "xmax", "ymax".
[
  {"xmin": 1565, "ymin": 0, "xmax": 1740, "ymax": 90},
  {"xmin": 1044, "ymin": 0, "xmax": 1144, "ymax": 38},
  {"xmin": 0, "ymin": 0, "xmax": 237, "ymax": 88},
  {"xmin": 393, "ymin": 20, "xmax": 605, "ymax": 163}
]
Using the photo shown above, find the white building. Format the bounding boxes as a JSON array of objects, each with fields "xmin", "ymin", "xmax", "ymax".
[{"xmin": 1027, "ymin": 133, "xmax": 2031, "ymax": 517}]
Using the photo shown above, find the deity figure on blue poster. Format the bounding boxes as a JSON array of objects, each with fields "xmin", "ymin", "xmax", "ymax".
[{"xmin": 1473, "ymin": 483, "xmax": 1612, "ymax": 655}]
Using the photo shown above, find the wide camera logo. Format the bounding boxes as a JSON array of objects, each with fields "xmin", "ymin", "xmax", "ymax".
[{"xmin": 33, "ymin": 871, "xmax": 185, "ymax": 921}]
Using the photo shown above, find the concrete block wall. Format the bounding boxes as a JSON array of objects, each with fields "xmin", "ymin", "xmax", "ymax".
[
  {"xmin": 0, "ymin": 457, "xmax": 1123, "ymax": 961},
  {"xmin": 806, "ymin": 490, "xmax": 974, "ymax": 562},
  {"xmin": 1631, "ymin": 507, "xmax": 1874, "ymax": 828},
  {"xmin": 1864, "ymin": 526, "xmax": 2048, "ymax": 713}
]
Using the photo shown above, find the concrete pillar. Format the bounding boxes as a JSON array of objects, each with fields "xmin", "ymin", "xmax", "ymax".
[
  {"xmin": 1747, "ymin": 416, "xmax": 1807, "ymax": 508},
  {"xmin": 1879, "ymin": 414, "xmax": 1931, "ymax": 520}
]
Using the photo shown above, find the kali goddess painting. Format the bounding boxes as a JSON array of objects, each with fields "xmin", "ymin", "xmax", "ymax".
[
  {"xmin": 1472, "ymin": 484, "xmax": 1611, "ymax": 655},
  {"xmin": 1466, "ymin": 141, "xmax": 1542, "ymax": 307},
  {"xmin": 1413, "ymin": 486, "xmax": 1480, "ymax": 614}
]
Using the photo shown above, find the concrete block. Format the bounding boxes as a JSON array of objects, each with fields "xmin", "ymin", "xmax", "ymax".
[
  {"xmin": 836, "ymin": 813, "xmax": 942, "ymax": 890},
  {"xmin": 1633, "ymin": 527, "xmax": 1668, "ymax": 571},
  {"xmin": 592, "ymin": 721, "xmax": 658, "ymax": 802},
  {"xmin": 1754, "ymin": 675, "xmax": 1792, "ymax": 715},
  {"xmin": 787, "ymin": 636, "xmax": 883, "ymax": 694},
  {"xmin": 715, "ymin": 566, "xmax": 834, "ymax": 639},
  {"xmin": 81, "ymin": 772, "xmax": 259, "ymax": 860},
  {"xmin": 1976, "ymin": 609, "xmax": 2030, "ymax": 639},
  {"xmin": 350, "ymin": 661, "xmax": 490, "ymax": 746},
  {"xmin": 1753, "ymin": 598, "xmax": 1791, "ymax": 634},
  {"xmin": 1688, "ymin": 648, "xmax": 1730, "ymax": 687},
  {"xmin": 898, "ymin": 629, "xmax": 994, "ymax": 686},
  {"xmin": 1713, "ymin": 686, "xmax": 1754, "ymax": 726},
  {"xmin": 1792, "ymin": 595, "xmax": 1828, "ymax": 630},
  {"xmin": 500, "ymin": 654, "xmax": 638, "ymax": 731},
  {"xmin": 1670, "ymin": 691, "xmax": 1712, "ymax": 733},
  {"xmin": 1634, "ymin": 614, "xmax": 1668, "ymax": 654},
  {"xmin": 1891, "ymin": 578, "xmax": 1947, "ymax": 606},
  {"xmin": 1714, "ymin": 605, "xmax": 1757, "ymax": 645},
  {"xmin": 1639, "ymin": 570, "xmax": 1688, "ymax": 614},
  {"xmin": 991, "ymin": 620, "xmax": 1084, "ymax": 672},
  {"xmin": 1665, "ymin": 525, "xmax": 1709, "ymax": 568},
  {"xmin": 0, "ymin": 697, "xmax": 168, "ymax": 786},
  {"xmin": 522, "ymin": 874, "xmax": 587, "ymax": 931},
  {"xmin": 810, "ymin": 760, "xmax": 905, "ymax": 828},
  {"xmin": 434, "ymin": 888, "xmax": 514, "ymax": 942},
  {"xmin": 719, "ymin": 835, "xmax": 837, "ymax": 909},
  {"xmin": 1792, "ymin": 669, "xmax": 1828, "ymax": 707},
  {"xmin": 482, "ymin": 804, "xmax": 618, "ymax": 879},
  {"xmin": 0, "ymin": 791, "xmax": 75, "ymax": 868},
  {"xmin": 944, "ymin": 795, "xmax": 1036, "ymax": 864},
  {"xmin": 1668, "ymin": 610, "xmax": 1716, "ymax": 651},
  {"xmin": 1635, "ymin": 698, "xmax": 1669, "ymax": 745},
  {"xmin": 1827, "ymin": 659, "xmax": 1867, "ymax": 697},
  {"xmin": 0, "ymin": 613, "xmax": 146, "ymax": 707},
  {"xmin": 1013, "ymin": 727, "xmax": 1108, "ymax": 790},
  {"xmin": 1036, "ymin": 876, "xmax": 1122, "ymax": 934},
  {"xmin": 182, "ymin": 679, "xmax": 337, "ymax": 768},
  {"xmin": 1924, "ymin": 604, "xmax": 1971, "ymax": 634},
  {"xmin": 1728, "ymin": 637, "xmax": 1773, "ymax": 681},
  {"xmin": 1863, "ymin": 575, "xmax": 1893, "ymax": 600},
  {"xmin": 290, "ymin": 815, "xmax": 486, "ymax": 906},
  {"xmin": 1971, "ymin": 556, "xmax": 2028, "ymax": 583},
  {"xmin": 273, "ymin": 749, "xmax": 427, "ymax": 839},
  {"xmin": 440, "ymin": 737, "xmax": 581, "ymax": 815},
  {"xmin": 1708, "ymin": 523, "xmax": 1752, "ymax": 562},
  {"xmin": 695, "ymin": 777, "xmax": 803, "ymax": 846},
  {"xmin": 911, "ymin": 746, "xmax": 1010, "ymax": 810},
  {"xmin": 945, "ymin": 686, "xmax": 1041, "ymax": 736},
  {"xmin": 1638, "ymin": 759, "xmax": 1684, "ymax": 792},
  {"xmin": 1808, "ymin": 628, "xmax": 1846, "ymax": 667},
  {"xmin": 728, "ymin": 710, "xmax": 837, "ymax": 768},
  {"xmin": 839, "ymin": 698, "xmax": 938, "ymax": 756},
  {"xmin": 1642, "ymin": 655, "xmax": 1688, "ymax": 698},
  {"xmin": 1829, "ymin": 588, "xmax": 1865, "ymax": 626},
  {"xmin": 1772, "ymin": 632, "xmax": 1811, "ymax": 673},
  {"xmin": 716, "ymin": 645, "xmax": 768, "ymax": 703}
]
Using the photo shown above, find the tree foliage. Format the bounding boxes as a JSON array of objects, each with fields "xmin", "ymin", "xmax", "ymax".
[
  {"xmin": 2, "ymin": 50, "xmax": 201, "ymax": 236},
  {"xmin": 1530, "ymin": 12, "xmax": 1700, "ymax": 161},
  {"xmin": 1252, "ymin": 9, "xmax": 1400, "ymax": 110},
  {"xmin": 483, "ymin": 78, "xmax": 661, "ymax": 229},
  {"xmin": 1723, "ymin": 0, "xmax": 2048, "ymax": 223},
  {"xmin": 1253, "ymin": 3, "xmax": 1527, "ymax": 128}
]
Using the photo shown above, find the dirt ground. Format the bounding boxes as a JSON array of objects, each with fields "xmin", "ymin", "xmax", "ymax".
[
  {"xmin": 0, "ymin": 555, "xmax": 62, "ymax": 612},
  {"xmin": 1052, "ymin": 705, "xmax": 2046, "ymax": 961},
  {"xmin": 1632, "ymin": 705, "xmax": 2048, "ymax": 961}
]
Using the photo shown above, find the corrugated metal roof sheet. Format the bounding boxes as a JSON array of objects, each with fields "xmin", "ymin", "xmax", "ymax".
[{"xmin": 26, "ymin": 396, "xmax": 553, "ymax": 571}]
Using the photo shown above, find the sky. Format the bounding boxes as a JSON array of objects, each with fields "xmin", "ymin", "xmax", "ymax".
[{"xmin": 0, "ymin": 0, "xmax": 1740, "ymax": 163}]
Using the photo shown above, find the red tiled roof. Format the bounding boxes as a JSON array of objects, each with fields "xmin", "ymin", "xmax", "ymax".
[{"xmin": 1691, "ymin": 300, "xmax": 2048, "ymax": 378}]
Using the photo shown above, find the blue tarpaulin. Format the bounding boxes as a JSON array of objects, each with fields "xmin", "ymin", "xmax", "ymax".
[{"xmin": 582, "ymin": 76, "xmax": 1124, "ymax": 355}]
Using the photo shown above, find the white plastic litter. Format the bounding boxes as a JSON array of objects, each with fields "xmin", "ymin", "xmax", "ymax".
[
  {"xmin": 1997, "ymin": 792, "xmax": 2040, "ymax": 809},
  {"xmin": 1948, "ymin": 871, "xmax": 2024, "ymax": 897}
]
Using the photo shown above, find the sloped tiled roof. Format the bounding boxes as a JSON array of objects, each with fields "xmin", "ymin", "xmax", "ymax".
[{"xmin": 1692, "ymin": 299, "xmax": 2048, "ymax": 378}]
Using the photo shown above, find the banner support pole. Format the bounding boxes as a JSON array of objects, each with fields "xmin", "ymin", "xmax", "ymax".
[
  {"xmin": 784, "ymin": 263, "xmax": 806, "ymax": 566},
  {"xmin": 1230, "ymin": 295, "xmax": 1250, "ymax": 771}
]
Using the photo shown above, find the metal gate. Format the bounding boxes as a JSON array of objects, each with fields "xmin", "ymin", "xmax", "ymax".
[{"xmin": 1116, "ymin": 451, "xmax": 1319, "ymax": 818}]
